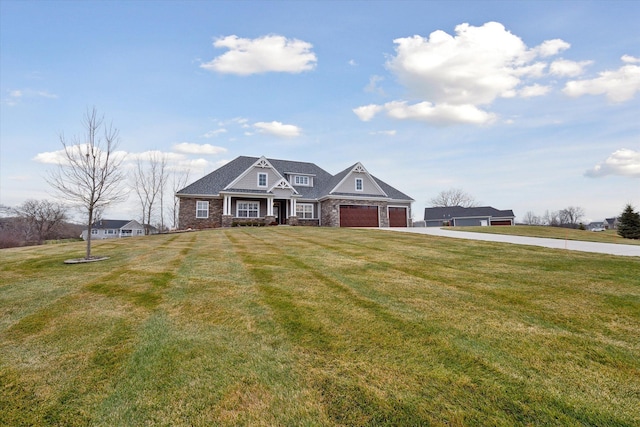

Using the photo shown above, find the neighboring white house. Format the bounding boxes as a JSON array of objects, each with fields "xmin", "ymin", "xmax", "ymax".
[{"xmin": 81, "ymin": 219, "xmax": 145, "ymax": 240}]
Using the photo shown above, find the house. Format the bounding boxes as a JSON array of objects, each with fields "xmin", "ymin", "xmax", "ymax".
[
  {"xmin": 587, "ymin": 221, "xmax": 606, "ymax": 231},
  {"xmin": 81, "ymin": 219, "xmax": 145, "ymax": 240},
  {"xmin": 423, "ymin": 206, "xmax": 515, "ymax": 227},
  {"xmin": 604, "ymin": 217, "xmax": 618, "ymax": 230},
  {"xmin": 176, "ymin": 156, "xmax": 414, "ymax": 228}
]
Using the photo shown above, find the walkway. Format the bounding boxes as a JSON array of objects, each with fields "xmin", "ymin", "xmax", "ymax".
[{"xmin": 378, "ymin": 227, "xmax": 640, "ymax": 257}]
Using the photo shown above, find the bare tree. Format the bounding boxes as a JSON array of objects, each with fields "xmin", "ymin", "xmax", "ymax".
[
  {"xmin": 170, "ymin": 169, "xmax": 190, "ymax": 230},
  {"xmin": 429, "ymin": 187, "xmax": 478, "ymax": 208},
  {"xmin": 132, "ymin": 152, "xmax": 167, "ymax": 234},
  {"xmin": 542, "ymin": 210, "xmax": 561, "ymax": 227},
  {"xmin": 522, "ymin": 211, "xmax": 541, "ymax": 225},
  {"xmin": 0, "ymin": 204, "xmax": 12, "ymax": 217},
  {"xmin": 13, "ymin": 199, "xmax": 68, "ymax": 244},
  {"xmin": 48, "ymin": 108, "xmax": 127, "ymax": 259},
  {"xmin": 559, "ymin": 206, "xmax": 585, "ymax": 228}
]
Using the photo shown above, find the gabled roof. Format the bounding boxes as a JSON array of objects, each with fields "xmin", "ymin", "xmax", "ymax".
[
  {"xmin": 225, "ymin": 156, "xmax": 284, "ymax": 191},
  {"xmin": 327, "ymin": 162, "xmax": 388, "ymax": 198},
  {"xmin": 177, "ymin": 156, "xmax": 413, "ymax": 202},
  {"xmin": 424, "ymin": 206, "xmax": 515, "ymax": 221},
  {"xmin": 91, "ymin": 219, "xmax": 135, "ymax": 229}
]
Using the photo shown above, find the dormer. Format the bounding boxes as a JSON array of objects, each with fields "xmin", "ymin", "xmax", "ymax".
[{"xmin": 290, "ymin": 173, "xmax": 314, "ymax": 187}]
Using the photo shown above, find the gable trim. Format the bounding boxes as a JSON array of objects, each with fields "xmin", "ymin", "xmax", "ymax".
[
  {"xmin": 224, "ymin": 156, "xmax": 284, "ymax": 191},
  {"xmin": 330, "ymin": 162, "xmax": 388, "ymax": 197},
  {"xmin": 269, "ymin": 178, "xmax": 300, "ymax": 195}
]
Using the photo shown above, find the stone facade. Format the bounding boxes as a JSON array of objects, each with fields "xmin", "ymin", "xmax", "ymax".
[
  {"xmin": 179, "ymin": 198, "xmax": 223, "ymax": 229},
  {"xmin": 179, "ymin": 196, "xmax": 410, "ymax": 229},
  {"xmin": 320, "ymin": 199, "xmax": 390, "ymax": 227}
]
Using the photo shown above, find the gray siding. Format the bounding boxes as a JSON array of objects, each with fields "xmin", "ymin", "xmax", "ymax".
[
  {"xmin": 231, "ymin": 167, "xmax": 281, "ymax": 191},
  {"xmin": 333, "ymin": 172, "xmax": 385, "ymax": 196},
  {"xmin": 453, "ymin": 217, "xmax": 489, "ymax": 227}
]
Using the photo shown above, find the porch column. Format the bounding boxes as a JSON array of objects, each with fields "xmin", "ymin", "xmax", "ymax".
[
  {"xmin": 223, "ymin": 195, "xmax": 231, "ymax": 215},
  {"xmin": 290, "ymin": 198, "xmax": 297, "ymax": 216},
  {"xmin": 267, "ymin": 196, "xmax": 274, "ymax": 216}
]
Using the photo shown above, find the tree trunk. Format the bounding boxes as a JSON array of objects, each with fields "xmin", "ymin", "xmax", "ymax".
[{"xmin": 86, "ymin": 207, "xmax": 93, "ymax": 259}]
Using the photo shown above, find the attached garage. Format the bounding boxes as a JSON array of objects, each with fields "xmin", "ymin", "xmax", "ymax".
[
  {"xmin": 388, "ymin": 207, "xmax": 408, "ymax": 227},
  {"xmin": 340, "ymin": 205, "xmax": 379, "ymax": 227}
]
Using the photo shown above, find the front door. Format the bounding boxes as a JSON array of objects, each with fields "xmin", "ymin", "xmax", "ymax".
[{"xmin": 273, "ymin": 202, "xmax": 281, "ymax": 224}]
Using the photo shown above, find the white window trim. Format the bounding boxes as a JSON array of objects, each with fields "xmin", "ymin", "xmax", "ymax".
[
  {"xmin": 294, "ymin": 175, "xmax": 311, "ymax": 186},
  {"xmin": 296, "ymin": 203, "xmax": 314, "ymax": 219},
  {"xmin": 355, "ymin": 178, "xmax": 364, "ymax": 191},
  {"xmin": 196, "ymin": 200, "xmax": 209, "ymax": 218},
  {"xmin": 257, "ymin": 173, "xmax": 268, "ymax": 188},
  {"xmin": 237, "ymin": 200, "xmax": 260, "ymax": 218}
]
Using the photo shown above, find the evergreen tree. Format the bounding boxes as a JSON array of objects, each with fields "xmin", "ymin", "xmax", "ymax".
[{"xmin": 617, "ymin": 204, "xmax": 640, "ymax": 239}]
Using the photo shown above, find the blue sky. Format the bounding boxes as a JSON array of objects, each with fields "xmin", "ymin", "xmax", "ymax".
[{"xmin": 1, "ymin": 0, "xmax": 639, "ymax": 224}]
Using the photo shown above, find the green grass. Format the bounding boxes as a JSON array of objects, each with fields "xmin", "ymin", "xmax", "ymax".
[
  {"xmin": 450, "ymin": 225, "xmax": 640, "ymax": 245},
  {"xmin": 1, "ymin": 228, "xmax": 639, "ymax": 426}
]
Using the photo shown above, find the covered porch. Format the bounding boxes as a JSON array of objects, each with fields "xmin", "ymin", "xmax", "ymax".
[{"xmin": 220, "ymin": 194, "xmax": 301, "ymax": 226}]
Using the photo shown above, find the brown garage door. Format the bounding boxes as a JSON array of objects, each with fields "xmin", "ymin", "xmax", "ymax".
[
  {"xmin": 491, "ymin": 220, "xmax": 512, "ymax": 226},
  {"xmin": 389, "ymin": 207, "xmax": 407, "ymax": 227},
  {"xmin": 340, "ymin": 205, "xmax": 379, "ymax": 227}
]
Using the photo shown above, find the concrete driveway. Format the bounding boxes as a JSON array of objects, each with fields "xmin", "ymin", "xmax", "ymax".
[{"xmin": 378, "ymin": 227, "xmax": 640, "ymax": 257}]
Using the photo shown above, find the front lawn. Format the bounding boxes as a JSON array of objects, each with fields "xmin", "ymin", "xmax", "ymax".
[
  {"xmin": 1, "ymin": 228, "xmax": 638, "ymax": 426},
  {"xmin": 450, "ymin": 225, "xmax": 640, "ymax": 245}
]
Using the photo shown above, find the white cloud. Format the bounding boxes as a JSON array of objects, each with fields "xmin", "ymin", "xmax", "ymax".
[
  {"xmin": 533, "ymin": 39, "xmax": 571, "ymax": 57},
  {"xmin": 585, "ymin": 149, "xmax": 640, "ymax": 178},
  {"xmin": 622, "ymin": 55, "xmax": 640, "ymax": 64},
  {"xmin": 519, "ymin": 84, "xmax": 551, "ymax": 98},
  {"xmin": 384, "ymin": 101, "xmax": 497, "ymax": 125},
  {"xmin": 33, "ymin": 146, "xmax": 128, "ymax": 166},
  {"xmin": 386, "ymin": 22, "xmax": 566, "ymax": 106},
  {"xmin": 200, "ymin": 34, "xmax": 317, "ymax": 75},
  {"xmin": 353, "ymin": 104, "xmax": 384, "ymax": 121},
  {"xmin": 563, "ymin": 61, "xmax": 640, "ymax": 102},
  {"xmin": 33, "ymin": 149, "xmax": 66, "ymax": 164},
  {"xmin": 172, "ymin": 142, "xmax": 227, "ymax": 155},
  {"xmin": 365, "ymin": 75, "xmax": 385, "ymax": 95},
  {"xmin": 4, "ymin": 88, "xmax": 58, "ymax": 106},
  {"xmin": 253, "ymin": 121, "xmax": 301, "ymax": 138},
  {"xmin": 369, "ymin": 130, "xmax": 397, "ymax": 136},
  {"xmin": 549, "ymin": 59, "xmax": 593, "ymax": 77},
  {"xmin": 202, "ymin": 129, "xmax": 227, "ymax": 138},
  {"xmin": 368, "ymin": 21, "xmax": 578, "ymax": 126}
]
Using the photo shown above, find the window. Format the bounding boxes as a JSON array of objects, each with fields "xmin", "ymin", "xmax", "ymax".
[
  {"xmin": 355, "ymin": 178, "xmax": 363, "ymax": 191},
  {"xmin": 296, "ymin": 203, "xmax": 314, "ymax": 219},
  {"xmin": 106, "ymin": 229, "xmax": 115, "ymax": 235},
  {"xmin": 237, "ymin": 201, "xmax": 260, "ymax": 218},
  {"xmin": 294, "ymin": 175, "xmax": 310, "ymax": 186},
  {"xmin": 91, "ymin": 229, "xmax": 98, "ymax": 235},
  {"xmin": 258, "ymin": 173, "xmax": 267, "ymax": 187},
  {"xmin": 196, "ymin": 201, "xmax": 209, "ymax": 218}
]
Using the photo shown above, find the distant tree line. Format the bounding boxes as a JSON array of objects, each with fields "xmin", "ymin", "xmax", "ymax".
[
  {"xmin": 521, "ymin": 206, "xmax": 586, "ymax": 229},
  {"xmin": 0, "ymin": 200, "xmax": 82, "ymax": 248}
]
